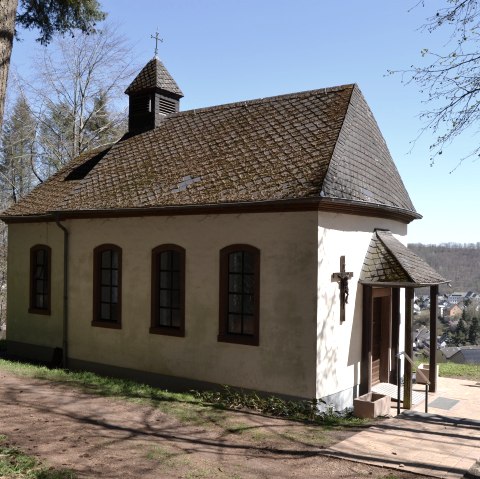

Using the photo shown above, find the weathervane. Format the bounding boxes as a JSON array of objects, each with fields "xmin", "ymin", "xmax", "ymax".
[{"xmin": 151, "ymin": 29, "xmax": 163, "ymax": 57}]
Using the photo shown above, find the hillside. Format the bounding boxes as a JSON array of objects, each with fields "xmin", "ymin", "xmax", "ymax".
[{"xmin": 408, "ymin": 243, "xmax": 480, "ymax": 293}]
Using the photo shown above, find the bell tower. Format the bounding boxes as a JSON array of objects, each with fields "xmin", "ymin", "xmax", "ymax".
[{"xmin": 125, "ymin": 57, "xmax": 183, "ymax": 135}]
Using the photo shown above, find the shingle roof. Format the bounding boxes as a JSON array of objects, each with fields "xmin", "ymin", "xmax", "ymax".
[
  {"xmin": 1, "ymin": 83, "xmax": 418, "ymax": 220},
  {"xmin": 322, "ymin": 87, "xmax": 414, "ymax": 209},
  {"xmin": 451, "ymin": 346, "xmax": 480, "ymax": 364},
  {"xmin": 125, "ymin": 57, "xmax": 183, "ymax": 97},
  {"xmin": 360, "ymin": 230, "xmax": 447, "ymax": 286},
  {"xmin": 440, "ymin": 347, "xmax": 461, "ymax": 359}
]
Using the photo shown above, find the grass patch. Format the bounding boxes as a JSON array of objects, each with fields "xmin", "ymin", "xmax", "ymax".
[
  {"xmin": 145, "ymin": 445, "xmax": 177, "ymax": 463},
  {"xmin": 224, "ymin": 422, "xmax": 253, "ymax": 434},
  {"xmin": 145, "ymin": 445, "xmax": 189, "ymax": 467},
  {"xmin": 439, "ymin": 362, "xmax": 480, "ymax": 381},
  {"xmin": 414, "ymin": 358, "xmax": 480, "ymax": 381},
  {"xmin": 0, "ymin": 357, "xmax": 213, "ymax": 425},
  {"xmin": 0, "ymin": 435, "xmax": 76, "ymax": 478},
  {"xmin": 0, "ymin": 358, "xmax": 197, "ymax": 405},
  {"xmin": 183, "ymin": 465, "xmax": 238, "ymax": 479}
]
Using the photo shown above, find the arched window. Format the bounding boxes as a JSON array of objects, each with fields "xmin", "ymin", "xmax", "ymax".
[
  {"xmin": 218, "ymin": 244, "xmax": 260, "ymax": 346},
  {"xmin": 92, "ymin": 244, "xmax": 122, "ymax": 328},
  {"xmin": 150, "ymin": 245, "xmax": 185, "ymax": 337},
  {"xmin": 29, "ymin": 245, "xmax": 51, "ymax": 315}
]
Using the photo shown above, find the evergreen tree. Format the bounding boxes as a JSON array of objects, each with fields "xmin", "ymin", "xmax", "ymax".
[
  {"xmin": 453, "ymin": 310, "xmax": 469, "ymax": 346},
  {"xmin": 0, "ymin": 96, "xmax": 37, "ymax": 204},
  {"xmin": 37, "ymin": 100, "xmax": 74, "ymax": 175},
  {"xmin": 83, "ymin": 90, "xmax": 124, "ymax": 150},
  {"xmin": 468, "ymin": 317, "xmax": 479, "ymax": 345}
]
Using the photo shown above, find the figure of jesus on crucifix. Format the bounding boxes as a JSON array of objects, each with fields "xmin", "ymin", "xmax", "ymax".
[{"xmin": 331, "ymin": 256, "xmax": 353, "ymax": 323}]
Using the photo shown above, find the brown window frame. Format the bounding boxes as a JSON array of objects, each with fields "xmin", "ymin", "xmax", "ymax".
[
  {"xmin": 29, "ymin": 244, "xmax": 51, "ymax": 315},
  {"xmin": 150, "ymin": 244, "xmax": 185, "ymax": 337},
  {"xmin": 218, "ymin": 244, "xmax": 260, "ymax": 346},
  {"xmin": 92, "ymin": 244, "xmax": 122, "ymax": 329}
]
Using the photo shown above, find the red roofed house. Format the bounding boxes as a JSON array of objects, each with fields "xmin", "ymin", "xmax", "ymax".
[{"xmin": 1, "ymin": 57, "xmax": 446, "ymax": 409}]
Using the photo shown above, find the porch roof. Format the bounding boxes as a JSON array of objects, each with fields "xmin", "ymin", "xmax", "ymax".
[{"xmin": 360, "ymin": 230, "xmax": 448, "ymax": 287}]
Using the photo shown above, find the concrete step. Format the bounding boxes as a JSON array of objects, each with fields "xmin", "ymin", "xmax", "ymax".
[{"xmin": 372, "ymin": 382, "xmax": 425, "ymax": 406}]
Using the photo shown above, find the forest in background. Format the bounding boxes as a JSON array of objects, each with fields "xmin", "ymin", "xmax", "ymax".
[
  {"xmin": 408, "ymin": 243, "xmax": 480, "ymax": 293},
  {"xmin": 0, "ymin": 25, "xmax": 133, "ymax": 330}
]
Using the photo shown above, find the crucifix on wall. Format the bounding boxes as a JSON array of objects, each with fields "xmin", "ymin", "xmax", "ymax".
[{"xmin": 331, "ymin": 256, "xmax": 353, "ymax": 324}]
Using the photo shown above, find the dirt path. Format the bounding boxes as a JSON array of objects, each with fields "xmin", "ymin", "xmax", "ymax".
[{"xmin": 0, "ymin": 369, "xmax": 429, "ymax": 479}]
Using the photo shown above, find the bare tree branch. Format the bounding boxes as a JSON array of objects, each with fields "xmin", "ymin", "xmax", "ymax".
[{"xmin": 390, "ymin": 0, "xmax": 480, "ymax": 167}]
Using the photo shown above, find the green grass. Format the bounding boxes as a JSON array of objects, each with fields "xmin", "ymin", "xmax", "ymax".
[
  {"xmin": 145, "ymin": 445, "xmax": 190, "ymax": 467},
  {"xmin": 414, "ymin": 357, "xmax": 480, "ymax": 381},
  {"xmin": 0, "ymin": 357, "xmax": 207, "ymax": 425},
  {"xmin": 439, "ymin": 362, "xmax": 480, "ymax": 381},
  {"xmin": 0, "ymin": 435, "xmax": 76, "ymax": 478},
  {"xmin": 0, "ymin": 358, "xmax": 197, "ymax": 405}
]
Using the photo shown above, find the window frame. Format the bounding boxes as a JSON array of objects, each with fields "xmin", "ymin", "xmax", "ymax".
[
  {"xmin": 218, "ymin": 244, "xmax": 260, "ymax": 346},
  {"xmin": 150, "ymin": 244, "xmax": 186, "ymax": 337},
  {"xmin": 29, "ymin": 244, "xmax": 51, "ymax": 315},
  {"xmin": 92, "ymin": 244, "xmax": 122, "ymax": 329}
]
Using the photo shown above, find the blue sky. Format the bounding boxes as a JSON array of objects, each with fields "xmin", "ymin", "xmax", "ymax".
[{"xmin": 10, "ymin": 0, "xmax": 480, "ymax": 245}]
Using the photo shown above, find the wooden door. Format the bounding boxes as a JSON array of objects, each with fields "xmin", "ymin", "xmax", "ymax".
[
  {"xmin": 372, "ymin": 297, "xmax": 382, "ymax": 385},
  {"xmin": 371, "ymin": 289, "xmax": 392, "ymax": 385}
]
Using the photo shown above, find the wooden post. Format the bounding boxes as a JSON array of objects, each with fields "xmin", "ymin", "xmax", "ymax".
[
  {"xmin": 429, "ymin": 285, "xmax": 439, "ymax": 393},
  {"xmin": 360, "ymin": 285, "xmax": 372, "ymax": 395},
  {"xmin": 404, "ymin": 287, "xmax": 414, "ymax": 409},
  {"xmin": 391, "ymin": 288, "xmax": 400, "ymax": 384}
]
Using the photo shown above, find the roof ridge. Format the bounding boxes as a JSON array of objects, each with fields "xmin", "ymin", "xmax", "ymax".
[
  {"xmin": 164, "ymin": 84, "xmax": 356, "ymax": 119},
  {"xmin": 319, "ymin": 84, "xmax": 356, "ymax": 197}
]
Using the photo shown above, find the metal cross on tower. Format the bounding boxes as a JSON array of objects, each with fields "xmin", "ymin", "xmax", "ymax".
[
  {"xmin": 151, "ymin": 29, "xmax": 163, "ymax": 57},
  {"xmin": 331, "ymin": 255, "xmax": 353, "ymax": 324}
]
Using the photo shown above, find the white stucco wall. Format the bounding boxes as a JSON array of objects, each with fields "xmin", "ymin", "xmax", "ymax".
[
  {"xmin": 7, "ymin": 222, "xmax": 64, "ymax": 350},
  {"xmin": 316, "ymin": 212, "xmax": 408, "ymax": 409},
  {"xmin": 59, "ymin": 211, "xmax": 317, "ymax": 398},
  {"xmin": 7, "ymin": 209, "xmax": 413, "ymax": 404}
]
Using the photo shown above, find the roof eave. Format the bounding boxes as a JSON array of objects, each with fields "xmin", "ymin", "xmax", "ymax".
[
  {"xmin": 318, "ymin": 197, "xmax": 421, "ymax": 223},
  {"xmin": 0, "ymin": 197, "xmax": 421, "ymax": 224},
  {"xmin": 360, "ymin": 280, "xmax": 450, "ymax": 288},
  {"xmin": 0, "ymin": 214, "xmax": 53, "ymax": 224}
]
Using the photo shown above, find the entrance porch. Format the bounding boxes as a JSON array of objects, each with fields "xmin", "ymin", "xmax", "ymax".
[{"xmin": 359, "ymin": 230, "xmax": 447, "ymax": 409}]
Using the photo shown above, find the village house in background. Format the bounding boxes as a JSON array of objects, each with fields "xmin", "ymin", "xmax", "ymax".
[
  {"xmin": 1, "ymin": 56, "xmax": 447, "ymax": 409},
  {"xmin": 439, "ymin": 345, "xmax": 480, "ymax": 364},
  {"xmin": 412, "ymin": 289, "xmax": 480, "ymax": 365}
]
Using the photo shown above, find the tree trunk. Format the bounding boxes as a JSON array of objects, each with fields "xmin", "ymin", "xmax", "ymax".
[{"xmin": 0, "ymin": 0, "xmax": 18, "ymax": 129}]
